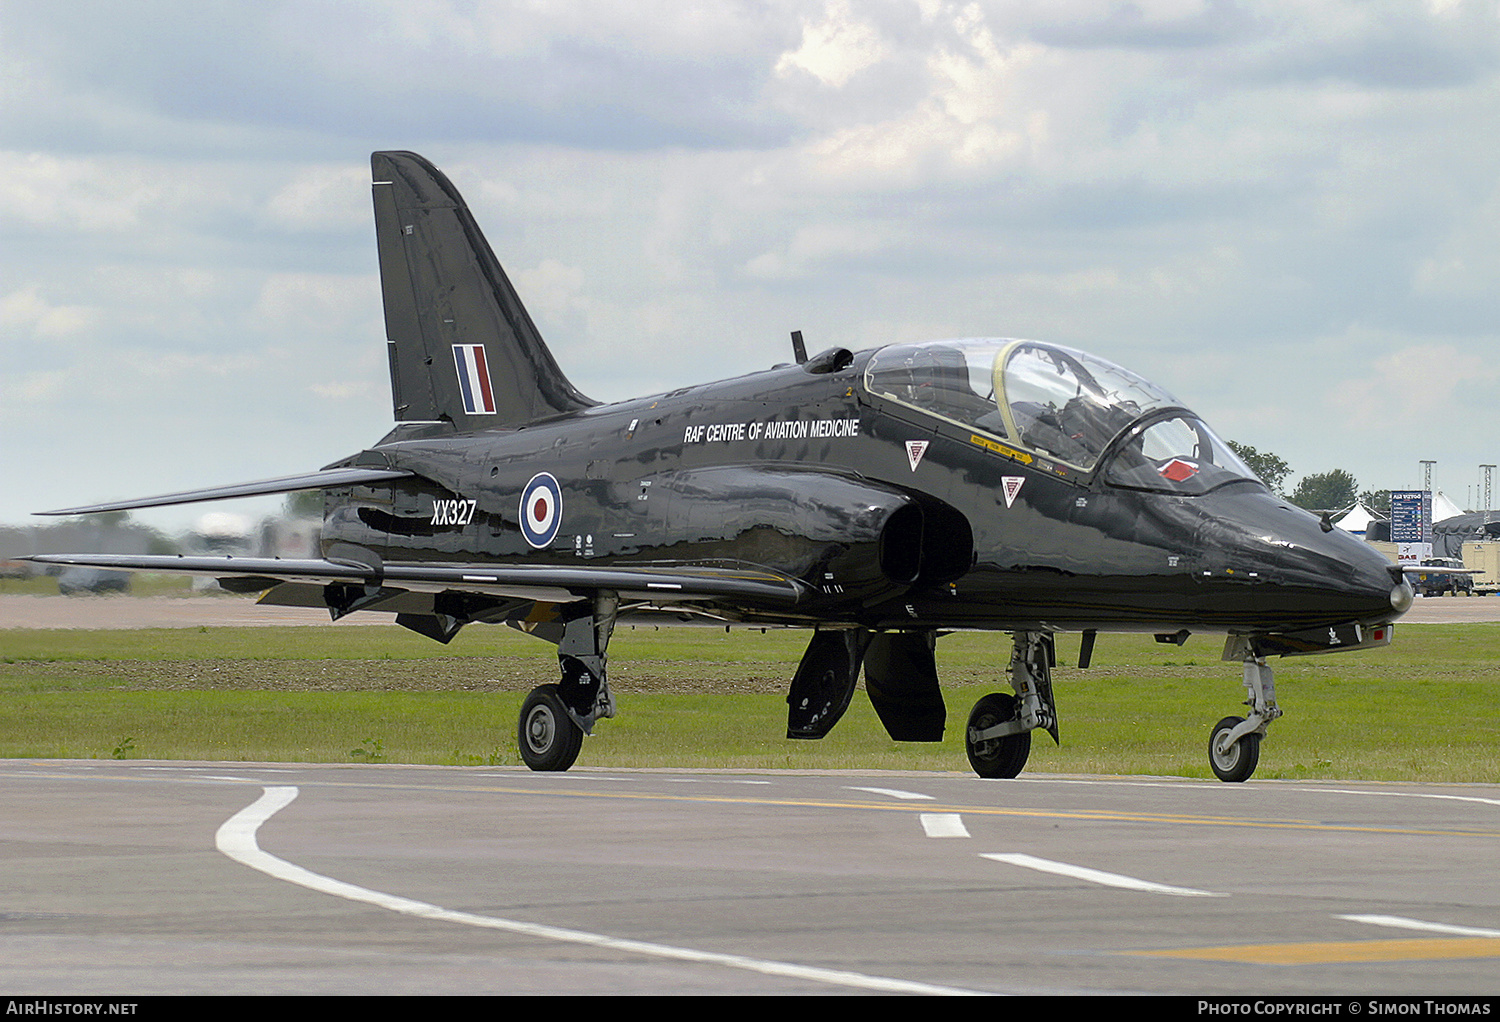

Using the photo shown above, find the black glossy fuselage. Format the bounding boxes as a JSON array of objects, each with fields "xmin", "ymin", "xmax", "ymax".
[{"xmin": 322, "ymin": 349, "xmax": 1399, "ymax": 637}]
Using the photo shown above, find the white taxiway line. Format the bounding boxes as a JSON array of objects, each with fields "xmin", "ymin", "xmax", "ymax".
[
  {"xmin": 216, "ymin": 786, "xmax": 987, "ymax": 996},
  {"xmin": 981, "ymin": 852, "xmax": 1226, "ymax": 897},
  {"xmin": 1340, "ymin": 914, "xmax": 1500, "ymax": 938},
  {"xmin": 1300, "ymin": 787, "xmax": 1500, "ymax": 809},
  {"xmin": 1010, "ymin": 777, "xmax": 1500, "ymax": 810}
]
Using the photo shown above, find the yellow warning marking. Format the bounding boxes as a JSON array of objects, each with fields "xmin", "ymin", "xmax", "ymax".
[
  {"xmin": 968, "ymin": 433, "xmax": 1033, "ymax": 464},
  {"xmin": 1126, "ymin": 937, "xmax": 1500, "ymax": 965}
]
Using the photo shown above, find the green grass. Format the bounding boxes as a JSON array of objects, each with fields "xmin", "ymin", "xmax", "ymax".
[{"xmin": 1, "ymin": 623, "xmax": 1496, "ymax": 780}]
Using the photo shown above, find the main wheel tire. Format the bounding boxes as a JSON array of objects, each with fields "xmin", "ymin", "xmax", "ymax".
[
  {"xmin": 966, "ymin": 692, "xmax": 1031, "ymax": 779},
  {"xmin": 1208, "ymin": 715, "xmax": 1260, "ymax": 782},
  {"xmin": 519, "ymin": 684, "xmax": 583, "ymax": 772}
]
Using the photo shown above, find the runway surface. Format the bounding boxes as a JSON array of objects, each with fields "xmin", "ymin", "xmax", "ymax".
[{"xmin": 3, "ymin": 760, "xmax": 1497, "ymax": 995}]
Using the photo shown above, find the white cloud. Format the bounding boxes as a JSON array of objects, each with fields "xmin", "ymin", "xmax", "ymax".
[
  {"xmin": 264, "ymin": 164, "xmax": 369, "ymax": 232},
  {"xmin": 743, "ymin": 221, "xmax": 893, "ymax": 279},
  {"xmin": 2, "ymin": 368, "xmax": 68, "ymax": 404},
  {"xmin": 0, "ymin": 285, "xmax": 95, "ymax": 337},
  {"xmin": 309, "ymin": 380, "xmax": 379, "ymax": 401},
  {"xmin": 253, "ymin": 273, "xmax": 380, "ymax": 335},
  {"xmin": 1412, "ymin": 176, "xmax": 1500, "ymax": 298},
  {"xmin": 139, "ymin": 349, "xmax": 264, "ymax": 379},
  {"xmin": 775, "ymin": 1, "xmax": 890, "ymax": 87},
  {"xmin": 1331, "ymin": 342, "xmax": 1500, "ymax": 432},
  {"xmin": 514, "ymin": 259, "xmax": 588, "ymax": 323},
  {"xmin": 0, "ymin": 152, "xmax": 157, "ymax": 232}
]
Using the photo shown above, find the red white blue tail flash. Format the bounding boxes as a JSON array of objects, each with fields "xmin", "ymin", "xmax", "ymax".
[{"xmin": 452, "ymin": 344, "xmax": 497, "ymax": 415}]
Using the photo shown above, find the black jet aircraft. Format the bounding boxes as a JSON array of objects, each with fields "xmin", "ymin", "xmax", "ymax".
[{"xmin": 32, "ymin": 151, "xmax": 1413, "ymax": 782}]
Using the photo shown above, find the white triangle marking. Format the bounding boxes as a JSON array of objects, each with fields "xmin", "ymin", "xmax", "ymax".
[
  {"xmin": 1001, "ymin": 476, "xmax": 1024, "ymax": 508},
  {"xmin": 905, "ymin": 440, "xmax": 929, "ymax": 472}
]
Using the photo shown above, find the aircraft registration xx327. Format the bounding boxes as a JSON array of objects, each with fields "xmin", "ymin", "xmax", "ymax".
[{"xmin": 32, "ymin": 151, "xmax": 1414, "ymax": 782}]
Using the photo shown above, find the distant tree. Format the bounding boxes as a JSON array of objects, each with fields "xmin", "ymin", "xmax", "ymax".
[
  {"xmin": 1359, "ymin": 489, "xmax": 1391, "ymax": 516},
  {"xmin": 1227, "ymin": 441, "xmax": 1291, "ymax": 495},
  {"xmin": 144, "ymin": 527, "xmax": 179, "ymax": 556},
  {"xmin": 1289, "ymin": 469, "xmax": 1359, "ymax": 512},
  {"xmin": 284, "ymin": 490, "xmax": 324, "ymax": 519}
]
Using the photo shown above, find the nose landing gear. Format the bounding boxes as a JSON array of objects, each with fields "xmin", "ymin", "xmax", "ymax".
[
  {"xmin": 1209, "ymin": 649, "xmax": 1281, "ymax": 782},
  {"xmin": 1209, "ymin": 715, "xmax": 1261, "ymax": 782}
]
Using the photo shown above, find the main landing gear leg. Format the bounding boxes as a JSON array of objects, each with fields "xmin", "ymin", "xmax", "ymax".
[
  {"xmin": 1208, "ymin": 647, "xmax": 1282, "ymax": 783},
  {"xmin": 965, "ymin": 631, "xmax": 1060, "ymax": 779},
  {"xmin": 519, "ymin": 592, "xmax": 618, "ymax": 772}
]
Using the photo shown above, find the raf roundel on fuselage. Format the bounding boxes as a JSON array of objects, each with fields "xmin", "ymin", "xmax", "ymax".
[{"xmin": 520, "ymin": 472, "xmax": 563, "ymax": 549}]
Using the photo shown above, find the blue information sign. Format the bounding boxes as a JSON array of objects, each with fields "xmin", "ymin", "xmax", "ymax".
[{"xmin": 1390, "ymin": 490, "xmax": 1431, "ymax": 544}]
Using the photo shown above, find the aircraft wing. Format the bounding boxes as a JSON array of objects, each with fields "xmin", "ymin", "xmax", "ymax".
[
  {"xmin": 1399, "ymin": 564, "xmax": 1484, "ymax": 575},
  {"xmin": 35, "ymin": 467, "xmax": 414, "ymax": 516},
  {"xmin": 23, "ymin": 553, "xmax": 807, "ymax": 606}
]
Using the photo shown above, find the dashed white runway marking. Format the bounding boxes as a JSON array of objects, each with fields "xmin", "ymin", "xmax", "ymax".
[
  {"xmin": 981, "ymin": 852, "xmax": 1226, "ymax": 897},
  {"xmin": 920, "ymin": 813, "xmax": 971, "ymax": 838},
  {"xmin": 216, "ymin": 786, "xmax": 986, "ymax": 996},
  {"xmin": 846, "ymin": 786, "xmax": 933, "ymax": 800}
]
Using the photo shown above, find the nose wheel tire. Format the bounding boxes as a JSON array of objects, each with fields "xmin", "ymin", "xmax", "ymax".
[
  {"xmin": 966, "ymin": 692, "xmax": 1032, "ymax": 779},
  {"xmin": 519, "ymin": 684, "xmax": 583, "ymax": 772},
  {"xmin": 1209, "ymin": 715, "xmax": 1260, "ymax": 782}
]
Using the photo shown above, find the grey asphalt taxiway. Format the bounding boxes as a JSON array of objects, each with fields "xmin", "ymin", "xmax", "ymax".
[{"xmin": 2, "ymin": 760, "xmax": 1497, "ymax": 995}]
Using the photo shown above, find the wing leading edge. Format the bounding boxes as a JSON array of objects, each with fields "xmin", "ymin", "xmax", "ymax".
[
  {"xmin": 35, "ymin": 467, "xmax": 414, "ymax": 517},
  {"xmin": 23, "ymin": 553, "xmax": 807, "ymax": 607}
]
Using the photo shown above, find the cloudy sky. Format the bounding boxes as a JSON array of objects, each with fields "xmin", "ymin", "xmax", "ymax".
[{"xmin": 5, "ymin": 0, "xmax": 1500, "ymax": 533}]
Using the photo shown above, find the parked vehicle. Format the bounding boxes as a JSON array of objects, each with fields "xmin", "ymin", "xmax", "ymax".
[
  {"xmin": 1411, "ymin": 558, "xmax": 1473, "ymax": 597},
  {"xmin": 57, "ymin": 566, "xmax": 131, "ymax": 595},
  {"xmin": 1463, "ymin": 542, "xmax": 1500, "ymax": 596}
]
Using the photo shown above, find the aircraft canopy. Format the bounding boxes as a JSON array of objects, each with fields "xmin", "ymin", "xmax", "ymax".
[{"xmin": 865, "ymin": 339, "xmax": 1260, "ymax": 494}]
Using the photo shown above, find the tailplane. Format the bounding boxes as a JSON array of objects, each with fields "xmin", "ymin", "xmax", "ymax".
[{"xmin": 371, "ymin": 151, "xmax": 594, "ymax": 431}]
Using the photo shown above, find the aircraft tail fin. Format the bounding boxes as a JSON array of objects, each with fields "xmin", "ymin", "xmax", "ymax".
[{"xmin": 371, "ymin": 151, "xmax": 595, "ymax": 431}]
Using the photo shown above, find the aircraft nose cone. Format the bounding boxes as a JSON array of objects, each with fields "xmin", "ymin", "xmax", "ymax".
[
  {"xmin": 1191, "ymin": 490, "xmax": 1410, "ymax": 630},
  {"xmin": 1383, "ymin": 558, "xmax": 1416, "ymax": 615}
]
